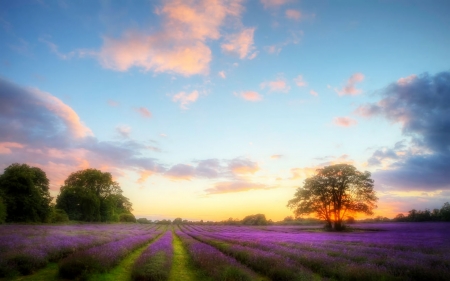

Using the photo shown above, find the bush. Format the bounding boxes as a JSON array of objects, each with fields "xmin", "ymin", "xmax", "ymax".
[
  {"xmin": 0, "ymin": 197, "xmax": 6, "ymax": 223},
  {"xmin": 49, "ymin": 208, "xmax": 69, "ymax": 223},
  {"xmin": 119, "ymin": 213, "xmax": 136, "ymax": 222}
]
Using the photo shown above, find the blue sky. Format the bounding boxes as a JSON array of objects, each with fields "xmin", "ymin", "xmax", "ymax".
[{"xmin": 1, "ymin": 0, "xmax": 449, "ymax": 221}]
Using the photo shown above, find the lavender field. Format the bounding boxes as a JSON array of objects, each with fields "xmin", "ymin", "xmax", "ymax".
[{"xmin": 0, "ymin": 222, "xmax": 449, "ymax": 280}]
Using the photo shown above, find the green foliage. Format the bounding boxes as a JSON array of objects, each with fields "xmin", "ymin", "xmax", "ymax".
[
  {"xmin": 287, "ymin": 164, "xmax": 378, "ymax": 231},
  {"xmin": 49, "ymin": 207, "xmax": 69, "ymax": 223},
  {"xmin": 119, "ymin": 213, "xmax": 136, "ymax": 222},
  {"xmin": 56, "ymin": 169, "xmax": 132, "ymax": 222},
  {"xmin": 173, "ymin": 217, "xmax": 183, "ymax": 224},
  {"xmin": 0, "ymin": 163, "xmax": 52, "ymax": 223},
  {"xmin": 0, "ymin": 196, "xmax": 6, "ymax": 223},
  {"xmin": 241, "ymin": 214, "xmax": 267, "ymax": 225},
  {"xmin": 394, "ymin": 202, "xmax": 450, "ymax": 222},
  {"xmin": 156, "ymin": 219, "xmax": 171, "ymax": 225},
  {"xmin": 440, "ymin": 202, "xmax": 450, "ymax": 221},
  {"xmin": 137, "ymin": 218, "xmax": 152, "ymax": 224}
]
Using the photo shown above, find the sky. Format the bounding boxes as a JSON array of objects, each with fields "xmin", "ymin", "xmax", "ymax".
[{"xmin": 1, "ymin": 0, "xmax": 450, "ymax": 221}]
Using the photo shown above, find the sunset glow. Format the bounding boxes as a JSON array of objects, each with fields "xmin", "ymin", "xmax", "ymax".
[{"xmin": 1, "ymin": 0, "xmax": 449, "ymax": 221}]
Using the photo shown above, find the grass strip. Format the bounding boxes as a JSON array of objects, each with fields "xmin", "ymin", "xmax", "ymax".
[
  {"xmin": 5, "ymin": 263, "xmax": 59, "ymax": 281},
  {"xmin": 87, "ymin": 240, "xmax": 155, "ymax": 281},
  {"xmin": 168, "ymin": 231, "xmax": 210, "ymax": 281}
]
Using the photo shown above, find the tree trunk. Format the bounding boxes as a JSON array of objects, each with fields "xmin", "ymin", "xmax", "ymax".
[{"xmin": 334, "ymin": 220, "xmax": 344, "ymax": 231}]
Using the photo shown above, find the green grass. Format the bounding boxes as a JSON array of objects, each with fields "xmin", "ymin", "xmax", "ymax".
[
  {"xmin": 4, "ymin": 263, "xmax": 59, "ymax": 281},
  {"xmin": 87, "ymin": 237, "xmax": 160, "ymax": 281},
  {"xmin": 168, "ymin": 232, "xmax": 212, "ymax": 281}
]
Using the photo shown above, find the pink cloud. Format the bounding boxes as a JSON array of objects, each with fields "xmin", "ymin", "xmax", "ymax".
[
  {"xmin": 172, "ymin": 90, "xmax": 199, "ymax": 109},
  {"xmin": 218, "ymin": 71, "xmax": 226, "ymax": 79},
  {"xmin": 221, "ymin": 28, "xmax": 258, "ymax": 59},
  {"xmin": 0, "ymin": 78, "xmax": 166, "ymax": 191},
  {"xmin": 261, "ymin": 78, "xmax": 290, "ymax": 93},
  {"xmin": 137, "ymin": 170, "xmax": 154, "ymax": 184},
  {"xmin": 337, "ymin": 73, "xmax": 365, "ymax": 96},
  {"xmin": 136, "ymin": 107, "xmax": 152, "ymax": 118},
  {"xmin": 397, "ymin": 74, "xmax": 417, "ymax": 86},
  {"xmin": 293, "ymin": 75, "xmax": 307, "ymax": 87},
  {"xmin": 333, "ymin": 117, "xmax": 357, "ymax": 127},
  {"xmin": 285, "ymin": 9, "xmax": 301, "ymax": 21},
  {"xmin": 310, "ymin": 90, "xmax": 318, "ymax": 96},
  {"xmin": 29, "ymin": 88, "xmax": 93, "ymax": 139},
  {"xmin": 205, "ymin": 181, "xmax": 268, "ymax": 194},
  {"xmin": 270, "ymin": 154, "xmax": 282, "ymax": 159},
  {"xmin": 237, "ymin": 91, "xmax": 263, "ymax": 102},
  {"xmin": 290, "ymin": 167, "xmax": 318, "ymax": 180},
  {"xmin": 98, "ymin": 0, "xmax": 244, "ymax": 76},
  {"xmin": 228, "ymin": 157, "xmax": 259, "ymax": 175},
  {"xmin": 0, "ymin": 142, "xmax": 24, "ymax": 154},
  {"xmin": 107, "ymin": 99, "xmax": 119, "ymax": 107}
]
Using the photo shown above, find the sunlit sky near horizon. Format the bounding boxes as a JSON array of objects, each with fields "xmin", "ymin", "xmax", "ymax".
[{"xmin": 1, "ymin": 0, "xmax": 450, "ymax": 221}]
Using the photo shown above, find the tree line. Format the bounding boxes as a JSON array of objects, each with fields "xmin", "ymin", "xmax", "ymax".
[
  {"xmin": 0, "ymin": 163, "xmax": 135, "ymax": 224},
  {"xmin": 393, "ymin": 203, "xmax": 450, "ymax": 222}
]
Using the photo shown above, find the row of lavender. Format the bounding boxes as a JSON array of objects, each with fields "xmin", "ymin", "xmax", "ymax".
[
  {"xmin": 0, "ymin": 224, "xmax": 161, "ymax": 277},
  {"xmin": 181, "ymin": 223, "xmax": 450, "ymax": 281}
]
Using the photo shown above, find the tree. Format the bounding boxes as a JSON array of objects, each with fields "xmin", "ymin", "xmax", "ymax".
[
  {"xmin": 241, "ymin": 214, "xmax": 268, "ymax": 225},
  {"xmin": 0, "ymin": 163, "xmax": 52, "ymax": 222},
  {"xmin": 287, "ymin": 164, "xmax": 377, "ymax": 231},
  {"xmin": 173, "ymin": 217, "xmax": 183, "ymax": 224},
  {"xmin": 441, "ymin": 202, "xmax": 450, "ymax": 221},
  {"xmin": 0, "ymin": 196, "xmax": 6, "ymax": 223},
  {"xmin": 56, "ymin": 168, "xmax": 132, "ymax": 222}
]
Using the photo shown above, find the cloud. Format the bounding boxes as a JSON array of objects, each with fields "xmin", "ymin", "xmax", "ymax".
[
  {"xmin": 0, "ymin": 77, "xmax": 165, "ymax": 188},
  {"xmin": 358, "ymin": 71, "xmax": 450, "ymax": 191},
  {"xmin": 165, "ymin": 164, "xmax": 195, "ymax": 181},
  {"xmin": 107, "ymin": 99, "xmax": 120, "ymax": 107},
  {"xmin": 397, "ymin": 74, "xmax": 417, "ymax": 86},
  {"xmin": 270, "ymin": 154, "xmax": 282, "ymax": 159},
  {"xmin": 0, "ymin": 142, "xmax": 24, "ymax": 154},
  {"xmin": 116, "ymin": 125, "xmax": 131, "ymax": 138},
  {"xmin": 236, "ymin": 91, "xmax": 263, "ymax": 102},
  {"xmin": 205, "ymin": 181, "xmax": 269, "ymax": 194},
  {"xmin": 97, "ymin": 0, "xmax": 245, "ymax": 76},
  {"xmin": 333, "ymin": 117, "xmax": 357, "ymax": 127},
  {"xmin": 135, "ymin": 107, "xmax": 152, "ymax": 118},
  {"xmin": 337, "ymin": 73, "xmax": 365, "ymax": 96},
  {"xmin": 310, "ymin": 90, "xmax": 318, "ymax": 96},
  {"xmin": 194, "ymin": 159, "xmax": 223, "ymax": 178},
  {"xmin": 228, "ymin": 157, "xmax": 259, "ymax": 175},
  {"xmin": 172, "ymin": 90, "xmax": 199, "ymax": 109},
  {"xmin": 260, "ymin": 0, "xmax": 291, "ymax": 9},
  {"xmin": 285, "ymin": 9, "xmax": 301, "ymax": 21},
  {"xmin": 261, "ymin": 77, "xmax": 290, "ymax": 93},
  {"xmin": 218, "ymin": 71, "xmax": 226, "ymax": 79},
  {"xmin": 221, "ymin": 28, "xmax": 258, "ymax": 59},
  {"xmin": 290, "ymin": 167, "xmax": 318, "ymax": 180},
  {"xmin": 293, "ymin": 75, "xmax": 307, "ymax": 87}
]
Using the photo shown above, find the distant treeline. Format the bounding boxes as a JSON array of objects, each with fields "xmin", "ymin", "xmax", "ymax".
[
  {"xmin": 136, "ymin": 214, "xmax": 323, "ymax": 226},
  {"xmin": 0, "ymin": 163, "xmax": 135, "ymax": 224},
  {"xmin": 392, "ymin": 202, "xmax": 450, "ymax": 222}
]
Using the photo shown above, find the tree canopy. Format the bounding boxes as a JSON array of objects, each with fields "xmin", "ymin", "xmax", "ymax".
[
  {"xmin": 0, "ymin": 163, "xmax": 52, "ymax": 222},
  {"xmin": 241, "ymin": 214, "xmax": 268, "ymax": 225},
  {"xmin": 56, "ymin": 168, "xmax": 133, "ymax": 222},
  {"xmin": 287, "ymin": 164, "xmax": 377, "ymax": 230}
]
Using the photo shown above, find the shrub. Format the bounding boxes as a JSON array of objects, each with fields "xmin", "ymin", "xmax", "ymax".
[
  {"xmin": 119, "ymin": 213, "xmax": 136, "ymax": 222},
  {"xmin": 49, "ymin": 208, "xmax": 69, "ymax": 223},
  {"xmin": 0, "ymin": 197, "xmax": 6, "ymax": 223}
]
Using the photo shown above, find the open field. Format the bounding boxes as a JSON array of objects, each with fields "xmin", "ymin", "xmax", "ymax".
[{"xmin": 1, "ymin": 222, "xmax": 449, "ymax": 281}]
